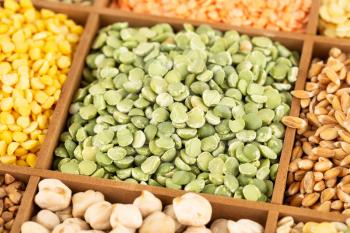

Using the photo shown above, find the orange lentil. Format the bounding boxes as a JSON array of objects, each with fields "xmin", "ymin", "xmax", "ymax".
[{"xmin": 114, "ymin": 0, "xmax": 312, "ymax": 32}]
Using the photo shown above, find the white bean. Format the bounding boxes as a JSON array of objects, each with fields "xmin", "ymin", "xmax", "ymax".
[
  {"xmin": 173, "ymin": 193, "xmax": 212, "ymax": 227},
  {"xmin": 110, "ymin": 204, "xmax": 142, "ymax": 229},
  {"xmin": 84, "ymin": 201, "xmax": 112, "ymax": 230},
  {"xmin": 36, "ymin": 210, "xmax": 60, "ymax": 230},
  {"xmin": 21, "ymin": 221, "xmax": 49, "ymax": 233},
  {"xmin": 72, "ymin": 190, "xmax": 104, "ymax": 218},
  {"xmin": 35, "ymin": 179, "xmax": 72, "ymax": 211},
  {"xmin": 133, "ymin": 190, "xmax": 162, "ymax": 217}
]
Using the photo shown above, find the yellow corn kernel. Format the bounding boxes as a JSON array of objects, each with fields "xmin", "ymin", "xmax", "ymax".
[
  {"xmin": 14, "ymin": 147, "xmax": 27, "ymax": 156},
  {"xmin": 2, "ymin": 85, "xmax": 13, "ymax": 94},
  {"xmin": 67, "ymin": 33, "xmax": 79, "ymax": 43},
  {"xmin": 40, "ymin": 75, "xmax": 53, "ymax": 86},
  {"xmin": 43, "ymin": 40, "xmax": 57, "ymax": 53},
  {"xmin": 47, "ymin": 22, "xmax": 60, "ymax": 34},
  {"xmin": 1, "ymin": 40, "xmax": 15, "ymax": 53},
  {"xmin": 15, "ymin": 42, "xmax": 29, "ymax": 53},
  {"xmin": 4, "ymin": 0, "xmax": 20, "ymax": 12},
  {"xmin": 45, "ymin": 86, "xmax": 57, "ymax": 96},
  {"xmin": 31, "ymin": 78, "xmax": 45, "ymax": 90},
  {"xmin": 0, "ymin": 62, "xmax": 11, "ymax": 75},
  {"xmin": 30, "ymin": 129, "xmax": 41, "ymax": 139},
  {"xmin": 34, "ymin": 90, "xmax": 49, "ymax": 104},
  {"xmin": 56, "ymin": 13, "xmax": 68, "ymax": 21},
  {"xmin": 47, "ymin": 64, "xmax": 57, "ymax": 77},
  {"xmin": 38, "ymin": 134, "xmax": 45, "ymax": 144},
  {"xmin": 0, "ymin": 112, "xmax": 15, "ymax": 125},
  {"xmin": 13, "ymin": 59, "xmax": 28, "ymax": 69},
  {"xmin": 0, "ymin": 124, "xmax": 7, "ymax": 132},
  {"xmin": 8, "ymin": 124, "xmax": 21, "ymax": 132},
  {"xmin": 42, "ymin": 96, "xmax": 55, "ymax": 110},
  {"xmin": 58, "ymin": 40, "xmax": 72, "ymax": 55},
  {"xmin": 33, "ymin": 31, "xmax": 48, "ymax": 41},
  {"xmin": 0, "ymin": 155, "xmax": 16, "ymax": 164},
  {"xmin": 57, "ymin": 56, "xmax": 71, "ymax": 69},
  {"xmin": 41, "ymin": 9, "xmax": 55, "ymax": 18},
  {"xmin": 19, "ymin": 0, "xmax": 33, "ymax": 8},
  {"xmin": 23, "ymin": 8, "xmax": 36, "ymax": 22},
  {"xmin": 58, "ymin": 74, "xmax": 67, "ymax": 85},
  {"xmin": 7, "ymin": 142, "xmax": 19, "ymax": 155},
  {"xmin": 71, "ymin": 25, "xmax": 83, "ymax": 35},
  {"xmin": 16, "ymin": 160, "xmax": 27, "ymax": 166},
  {"xmin": 32, "ymin": 59, "xmax": 44, "ymax": 72},
  {"xmin": 0, "ymin": 24, "xmax": 9, "ymax": 34},
  {"xmin": 12, "ymin": 30, "xmax": 25, "ymax": 43},
  {"xmin": 44, "ymin": 109, "xmax": 53, "ymax": 117},
  {"xmin": 2, "ymin": 73, "xmax": 18, "ymax": 86},
  {"xmin": 0, "ymin": 141, "xmax": 7, "ymax": 156},
  {"xmin": 38, "ymin": 61, "xmax": 50, "ymax": 75},
  {"xmin": 12, "ymin": 132, "xmax": 28, "ymax": 142},
  {"xmin": 24, "ymin": 89, "xmax": 33, "ymax": 102},
  {"xmin": 14, "ymin": 98, "xmax": 31, "ymax": 116},
  {"xmin": 21, "ymin": 139, "xmax": 39, "ymax": 151},
  {"xmin": 12, "ymin": 89, "xmax": 24, "ymax": 99},
  {"xmin": 0, "ymin": 131, "xmax": 12, "ymax": 144},
  {"xmin": 0, "ymin": 97, "xmax": 13, "ymax": 111},
  {"xmin": 54, "ymin": 89, "xmax": 61, "ymax": 101},
  {"xmin": 26, "ymin": 153, "xmax": 37, "ymax": 167},
  {"xmin": 37, "ymin": 115, "xmax": 48, "ymax": 129},
  {"xmin": 29, "ymin": 47, "xmax": 41, "ymax": 60},
  {"xmin": 31, "ymin": 101, "xmax": 42, "ymax": 115},
  {"xmin": 17, "ymin": 116, "xmax": 30, "ymax": 128},
  {"xmin": 23, "ymin": 121, "xmax": 38, "ymax": 134}
]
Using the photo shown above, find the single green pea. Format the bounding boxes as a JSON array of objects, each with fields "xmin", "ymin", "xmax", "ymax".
[
  {"xmin": 224, "ymin": 174, "xmax": 239, "ymax": 193},
  {"xmin": 141, "ymin": 156, "xmax": 161, "ymax": 174},
  {"xmin": 208, "ymin": 157, "xmax": 225, "ymax": 174},
  {"xmin": 243, "ymin": 184, "xmax": 261, "ymax": 201}
]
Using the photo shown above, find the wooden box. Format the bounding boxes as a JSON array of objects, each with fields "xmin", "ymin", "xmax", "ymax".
[{"xmin": 3, "ymin": 0, "xmax": 350, "ymax": 232}]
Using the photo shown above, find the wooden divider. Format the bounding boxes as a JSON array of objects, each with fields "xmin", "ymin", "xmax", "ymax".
[{"xmin": 2, "ymin": 0, "xmax": 350, "ymax": 232}]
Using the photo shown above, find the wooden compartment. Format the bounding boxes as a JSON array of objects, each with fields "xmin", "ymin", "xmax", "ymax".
[
  {"xmin": 0, "ymin": 165, "xmax": 38, "ymax": 233},
  {"xmin": 274, "ymin": 38, "xmax": 350, "ymax": 206},
  {"xmin": 14, "ymin": 170, "xmax": 271, "ymax": 232},
  {"xmin": 35, "ymin": 4, "xmax": 306, "ymax": 206},
  {"xmin": 2, "ymin": 0, "xmax": 350, "ymax": 232}
]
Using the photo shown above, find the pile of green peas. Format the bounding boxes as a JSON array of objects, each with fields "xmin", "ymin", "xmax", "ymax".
[{"xmin": 54, "ymin": 22, "xmax": 299, "ymax": 202}]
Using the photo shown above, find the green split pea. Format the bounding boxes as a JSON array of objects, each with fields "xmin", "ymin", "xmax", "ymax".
[{"xmin": 54, "ymin": 22, "xmax": 299, "ymax": 202}]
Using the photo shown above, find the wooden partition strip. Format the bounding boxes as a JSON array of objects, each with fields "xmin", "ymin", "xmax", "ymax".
[
  {"xmin": 271, "ymin": 39, "xmax": 314, "ymax": 204},
  {"xmin": 94, "ymin": 0, "xmax": 109, "ymax": 7},
  {"xmin": 32, "ymin": 0, "xmax": 94, "ymax": 11},
  {"xmin": 306, "ymin": 0, "xmax": 321, "ymax": 35},
  {"xmin": 265, "ymin": 210, "xmax": 279, "ymax": 233},
  {"xmin": 36, "ymin": 13, "xmax": 100, "ymax": 169}
]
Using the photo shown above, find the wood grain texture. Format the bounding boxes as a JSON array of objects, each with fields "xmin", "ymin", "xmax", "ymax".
[
  {"xmin": 1, "ymin": 1, "xmax": 350, "ymax": 233},
  {"xmin": 271, "ymin": 39, "xmax": 314, "ymax": 205},
  {"xmin": 306, "ymin": 0, "xmax": 321, "ymax": 35}
]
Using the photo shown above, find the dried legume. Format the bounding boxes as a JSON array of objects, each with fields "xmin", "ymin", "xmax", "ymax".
[
  {"xmin": 0, "ymin": 174, "xmax": 27, "ymax": 233},
  {"xmin": 283, "ymin": 48, "xmax": 350, "ymax": 214},
  {"xmin": 277, "ymin": 216, "xmax": 350, "ymax": 233},
  {"xmin": 319, "ymin": 0, "xmax": 350, "ymax": 38},
  {"xmin": 54, "ymin": 22, "xmax": 299, "ymax": 201},
  {"xmin": 22, "ymin": 178, "xmax": 264, "ymax": 233},
  {"xmin": 114, "ymin": 0, "xmax": 312, "ymax": 32},
  {"xmin": 0, "ymin": 0, "xmax": 82, "ymax": 167}
]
